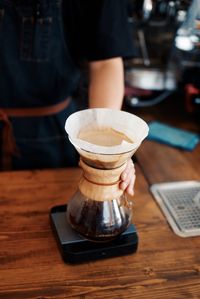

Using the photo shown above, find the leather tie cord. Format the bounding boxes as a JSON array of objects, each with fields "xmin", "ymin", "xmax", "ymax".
[
  {"xmin": 0, "ymin": 98, "xmax": 71, "ymax": 171},
  {"xmin": 0, "ymin": 109, "xmax": 19, "ymax": 170}
]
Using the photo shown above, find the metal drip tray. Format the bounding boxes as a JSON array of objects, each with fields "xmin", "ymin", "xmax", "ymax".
[{"xmin": 150, "ymin": 181, "xmax": 200, "ymax": 237}]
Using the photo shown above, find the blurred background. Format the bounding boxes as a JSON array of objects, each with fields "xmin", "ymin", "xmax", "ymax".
[
  {"xmin": 76, "ymin": 0, "xmax": 200, "ymax": 117},
  {"xmin": 124, "ymin": 0, "xmax": 200, "ymax": 115}
]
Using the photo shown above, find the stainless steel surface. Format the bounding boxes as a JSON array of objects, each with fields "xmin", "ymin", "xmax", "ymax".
[
  {"xmin": 175, "ymin": 0, "xmax": 200, "ymax": 51},
  {"xmin": 142, "ymin": 0, "xmax": 153, "ymax": 21},
  {"xmin": 150, "ymin": 181, "xmax": 200, "ymax": 237},
  {"xmin": 125, "ymin": 68, "xmax": 176, "ymax": 91},
  {"xmin": 138, "ymin": 29, "xmax": 150, "ymax": 66}
]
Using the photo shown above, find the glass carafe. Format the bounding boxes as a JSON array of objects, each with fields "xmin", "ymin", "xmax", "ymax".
[{"xmin": 66, "ymin": 159, "xmax": 133, "ymax": 242}]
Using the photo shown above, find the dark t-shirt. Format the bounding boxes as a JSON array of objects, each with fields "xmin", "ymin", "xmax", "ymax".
[
  {"xmin": 63, "ymin": 0, "xmax": 135, "ymax": 62},
  {"xmin": 0, "ymin": 0, "xmax": 134, "ymax": 107}
]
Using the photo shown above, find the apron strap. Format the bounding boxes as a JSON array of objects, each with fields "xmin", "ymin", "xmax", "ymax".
[
  {"xmin": 0, "ymin": 97, "xmax": 71, "ymax": 170},
  {"xmin": 0, "ymin": 109, "xmax": 19, "ymax": 170}
]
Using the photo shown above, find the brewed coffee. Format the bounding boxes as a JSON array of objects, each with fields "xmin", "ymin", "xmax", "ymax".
[{"xmin": 67, "ymin": 191, "xmax": 132, "ymax": 242}]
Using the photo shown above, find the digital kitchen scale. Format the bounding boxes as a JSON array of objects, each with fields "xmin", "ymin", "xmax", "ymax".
[{"xmin": 50, "ymin": 205, "xmax": 138, "ymax": 264}]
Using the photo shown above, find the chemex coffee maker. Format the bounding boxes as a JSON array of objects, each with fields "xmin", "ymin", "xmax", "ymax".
[{"xmin": 50, "ymin": 108, "xmax": 148, "ymax": 263}]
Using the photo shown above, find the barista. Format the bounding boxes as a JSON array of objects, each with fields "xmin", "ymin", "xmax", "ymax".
[{"xmin": 0, "ymin": 0, "xmax": 135, "ymax": 195}]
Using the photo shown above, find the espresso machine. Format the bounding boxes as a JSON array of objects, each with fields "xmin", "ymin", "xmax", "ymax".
[
  {"xmin": 50, "ymin": 108, "xmax": 148, "ymax": 263},
  {"xmin": 174, "ymin": 0, "xmax": 200, "ymax": 114},
  {"xmin": 125, "ymin": 0, "xmax": 193, "ymax": 108}
]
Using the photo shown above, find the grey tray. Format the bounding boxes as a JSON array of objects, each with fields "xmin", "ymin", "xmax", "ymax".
[{"xmin": 150, "ymin": 181, "xmax": 200, "ymax": 237}]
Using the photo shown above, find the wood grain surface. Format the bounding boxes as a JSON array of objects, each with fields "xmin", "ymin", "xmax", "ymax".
[
  {"xmin": 0, "ymin": 164, "xmax": 200, "ymax": 299},
  {"xmin": 0, "ymin": 95, "xmax": 200, "ymax": 298},
  {"xmin": 126, "ymin": 92, "xmax": 200, "ymax": 184},
  {"xmin": 136, "ymin": 139, "xmax": 200, "ymax": 184}
]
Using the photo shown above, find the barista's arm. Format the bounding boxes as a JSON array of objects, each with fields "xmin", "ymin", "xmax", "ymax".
[
  {"xmin": 88, "ymin": 57, "xmax": 135, "ymax": 196},
  {"xmin": 88, "ymin": 57, "xmax": 124, "ymax": 109}
]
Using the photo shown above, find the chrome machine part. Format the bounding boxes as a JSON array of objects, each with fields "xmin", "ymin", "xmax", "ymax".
[
  {"xmin": 142, "ymin": 0, "xmax": 153, "ymax": 21},
  {"xmin": 125, "ymin": 68, "xmax": 176, "ymax": 91},
  {"xmin": 125, "ymin": 0, "xmax": 191, "ymax": 108},
  {"xmin": 175, "ymin": 0, "xmax": 200, "ymax": 51},
  {"xmin": 151, "ymin": 181, "xmax": 200, "ymax": 237}
]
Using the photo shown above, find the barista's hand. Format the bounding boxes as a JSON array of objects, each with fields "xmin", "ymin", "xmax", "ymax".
[{"xmin": 120, "ymin": 159, "xmax": 135, "ymax": 196}]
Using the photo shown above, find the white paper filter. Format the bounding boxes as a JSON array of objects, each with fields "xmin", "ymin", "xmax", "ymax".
[{"xmin": 65, "ymin": 108, "xmax": 149, "ymax": 155}]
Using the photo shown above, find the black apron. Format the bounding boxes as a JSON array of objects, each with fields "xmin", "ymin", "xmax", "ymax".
[{"xmin": 0, "ymin": 0, "xmax": 81, "ymax": 170}]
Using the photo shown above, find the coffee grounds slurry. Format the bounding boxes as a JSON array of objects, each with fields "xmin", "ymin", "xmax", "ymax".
[{"xmin": 78, "ymin": 127, "xmax": 133, "ymax": 147}]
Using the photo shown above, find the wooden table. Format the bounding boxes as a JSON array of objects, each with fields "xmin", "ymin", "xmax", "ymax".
[
  {"xmin": 1, "ymin": 158, "xmax": 200, "ymax": 298},
  {"xmin": 126, "ymin": 91, "xmax": 200, "ymax": 185},
  {"xmin": 1, "ymin": 95, "xmax": 200, "ymax": 298}
]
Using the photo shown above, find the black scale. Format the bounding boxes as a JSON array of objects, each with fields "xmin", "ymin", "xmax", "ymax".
[{"xmin": 50, "ymin": 205, "xmax": 138, "ymax": 264}]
